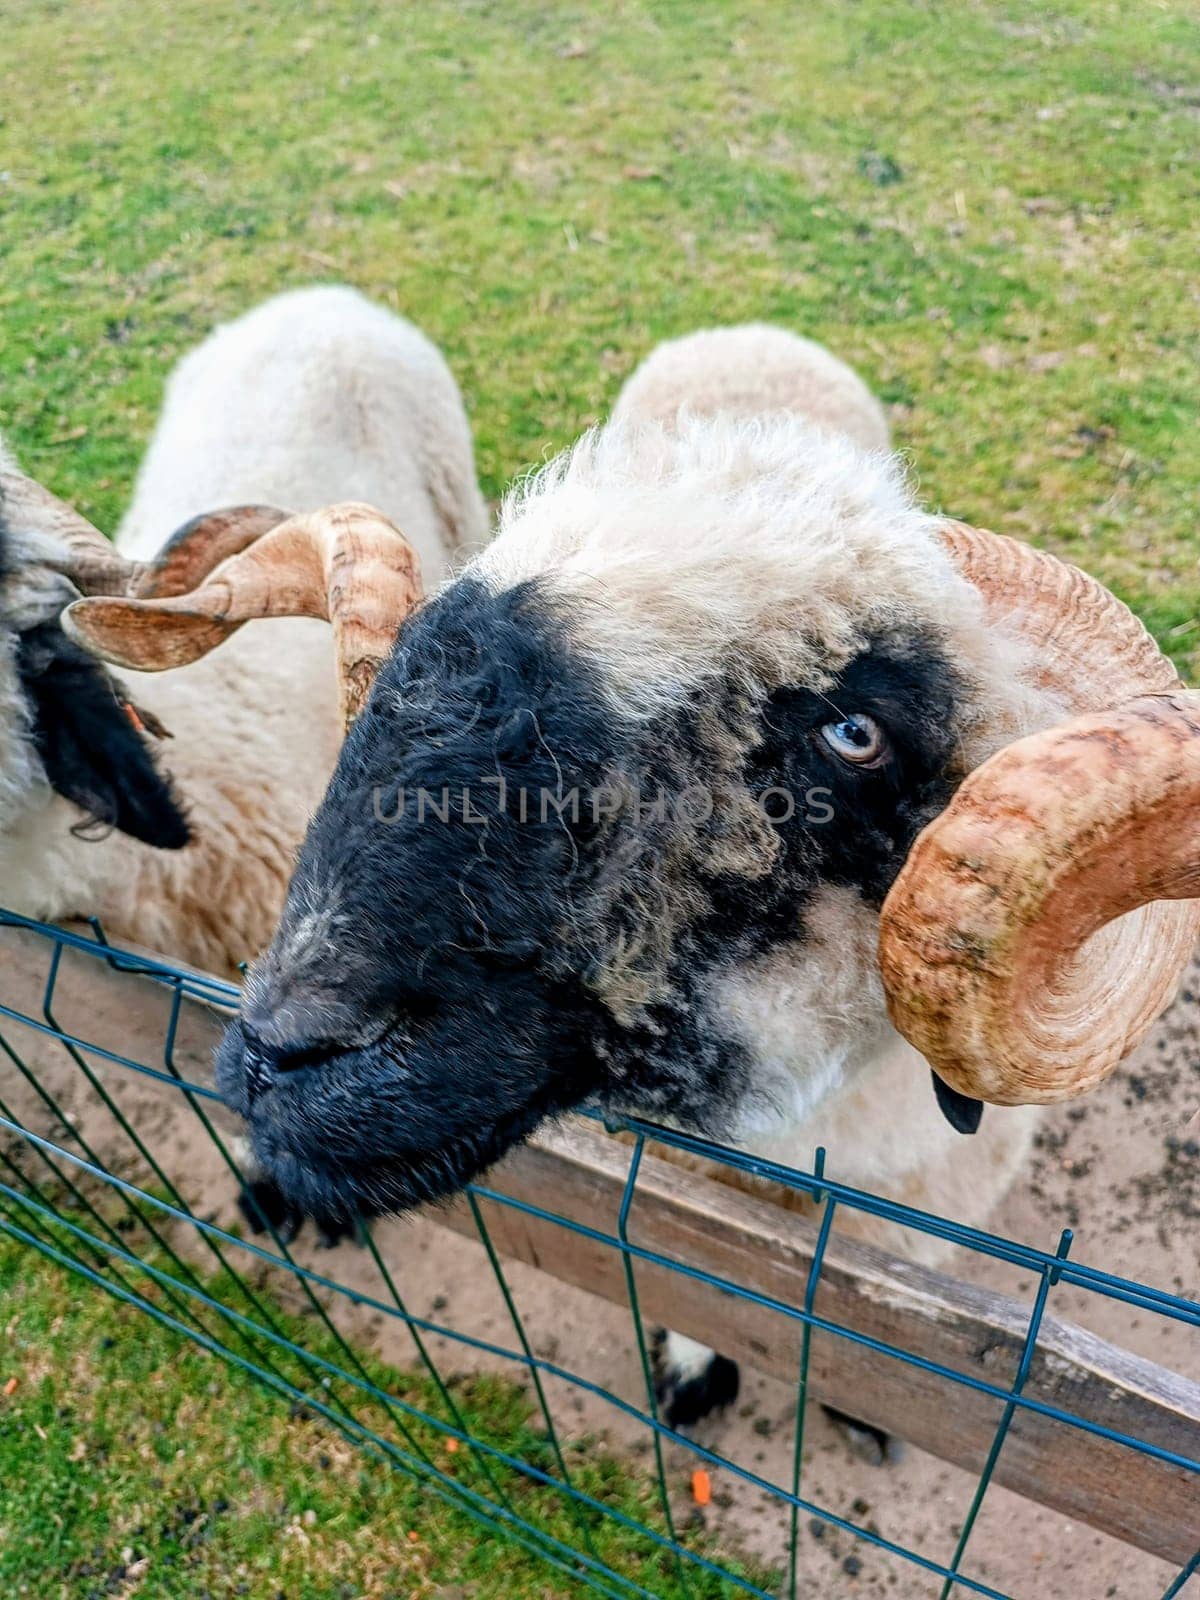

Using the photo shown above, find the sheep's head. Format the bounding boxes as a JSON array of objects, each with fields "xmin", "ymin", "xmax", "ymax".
[
  {"xmin": 0, "ymin": 468, "xmax": 196, "ymax": 846},
  {"xmin": 69, "ymin": 416, "xmax": 1200, "ymax": 1227},
  {"xmin": 0, "ymin": 467, "xmax": 369, "ymax": 849}
]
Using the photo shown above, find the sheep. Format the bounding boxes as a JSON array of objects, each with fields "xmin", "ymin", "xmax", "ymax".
[
  {"xmin": 0, "ymin": 284, "xmax": 487, "ymax": 975},
  {"xmin": 611, "ymin": 322, "xmax": 891, "ymax": 453},
  {"xmin": 116, "ymin": 285, "xmax": 487, "ymax": 582},
  {"xmin": 69, "ymin": 324, "xmax": 1198, "ymax": 1451}
]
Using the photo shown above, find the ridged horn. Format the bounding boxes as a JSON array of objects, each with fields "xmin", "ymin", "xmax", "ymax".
[
  {"xmin": 63, "ymin": 502, "xmax": 422, "ymax": 730},
  {"xmin": 0, "ymin": 469, "xmax": 135, "ymax": 594},
  {"xmin": 879, "ymin": 523, "xmax": 1200, "ymax": 1105}
]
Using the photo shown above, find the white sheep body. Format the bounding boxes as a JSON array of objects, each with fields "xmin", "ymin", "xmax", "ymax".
[
  {"xmin": 0, "ymin": 286, "xmax": 487, "ymax": 973},
  {"xmin": 612, "ymin": 322, "xmax": 891, "ymax": 453},
  {"xmin": 117, "ymin": 285, "xmax": 487, "ymax": 577}
]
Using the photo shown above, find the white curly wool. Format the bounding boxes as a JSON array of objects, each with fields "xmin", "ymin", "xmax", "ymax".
[
  {"xmin": 478, "ymin": 405, "xmax": 1048, "ymax": 1247},
  {"xmin": 481, "ymin": 408, "xmax": 1045, "ymax": 765},
  {"xmin": 0, "ymin": 287, "xmax": 487, "ymax": 973}
]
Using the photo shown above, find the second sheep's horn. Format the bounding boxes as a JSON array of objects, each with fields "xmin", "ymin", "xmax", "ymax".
[
  {"xmin": 0, "ymin": 468, "xmax": 287, "ymax": 600},
  {"xmin": 132, "ymin": 504, "xmax": 291, "ymax": 598},
  {"xmin": 64, "ymin": 502, "xmax": 423, "ymax": 730},
  {"xmin": 0, "ymin": 469, "xmax": 136, "ymax": 595},
  {"xmin": 879, "ymin": 522, "xmax": 1200, "ymax": 1106}
]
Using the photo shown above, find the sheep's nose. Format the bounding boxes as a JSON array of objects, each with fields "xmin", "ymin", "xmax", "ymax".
[{"xmin": 239, "ymin": 1026, "xmax": 335, "ymax": 1105}]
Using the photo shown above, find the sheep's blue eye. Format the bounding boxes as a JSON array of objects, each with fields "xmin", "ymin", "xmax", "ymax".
[{"xmin": 819, "ymin": 712, "xmax": 887, "ymax": 766}]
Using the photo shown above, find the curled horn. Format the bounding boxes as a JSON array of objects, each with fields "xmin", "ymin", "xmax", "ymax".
[
  {"xmin": 879, "ymin": 523, "xmax": 1200, "ymax": 1105},
  {"xmin": 64, "ymin": 502, "xmax": 423, "ymax": 729},
  {"xmin": 0, "ymin": 468, "xmax": 287, "ymax": 600},
  {"xmin": 0, "ymin": 469, "xmax": 135, "ymax": 595},
  {"xmin": 133, "ymin": 505, "xmax": 290, "ymax": 598}
]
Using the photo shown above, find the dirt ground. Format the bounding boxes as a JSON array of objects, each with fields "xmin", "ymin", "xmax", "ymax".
[{"xmin": 1, "ymin": 922, "xmax": 1197, "ymax": 1599}]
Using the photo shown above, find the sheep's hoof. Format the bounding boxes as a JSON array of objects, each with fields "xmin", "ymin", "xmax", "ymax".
[
  {"xmin": 651, "ymin": 1327, "xmax": 740, "ymax": 1429},
  {"xmin": 236, "ymin": 1178, "xmax": 358, "ymax": 1250},
  {"xmin": 313, "ymin": 1212, "xmax": 359, "ymax": 1249},
  {"xmin": 822, "ymin": 1404, "xmax": 892, "ymax": 1466}
]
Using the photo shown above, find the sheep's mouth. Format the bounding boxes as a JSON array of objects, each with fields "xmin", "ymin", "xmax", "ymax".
[
  {"xmin": 245, "ymin": 1093, "xmax": 562, "ymax": 1228},
  {"xmin": 218, "ymin": 1023, "xmax": 576, "ymax": 1227}
]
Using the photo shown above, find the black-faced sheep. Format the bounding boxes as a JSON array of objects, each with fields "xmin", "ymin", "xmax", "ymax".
[
  {"xmin": 0, "ymin": 285, "xmax": 486, "ymax": 973},
  {"xmin": 69, "ymin": 325, "xmax": 1200, "ymax": 1438}
]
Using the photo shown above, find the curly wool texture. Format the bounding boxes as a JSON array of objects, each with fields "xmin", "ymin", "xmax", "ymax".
[
  {"xmin": 478, "ymin": 411, "xmax": 1056, "ymax": 764},
  {"xmin": 473, "ymin": 401, "xmax": 1061, "ymax": 1294},
  {"xmin": 462, "ymin": 410, "xmax": 1066, "ymax": 1125}
]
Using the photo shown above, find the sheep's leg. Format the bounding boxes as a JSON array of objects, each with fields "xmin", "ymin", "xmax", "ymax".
[
  {"xmin": 820, "ymin": 1405, "xmax": 892, "ymax": 1467},
  {"xmin": 236, "ymin": 1173, "xmax": 304, "ymax": 1244},
  {"xmin": 650, "ymin": 1330, "xmax": 892, "ymax": 1463},
  {"xmin": 650, "ymin": 1329, "xmax": 740, "ymax": 1428}
]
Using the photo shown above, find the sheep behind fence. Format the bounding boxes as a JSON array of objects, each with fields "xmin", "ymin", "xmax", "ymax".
[{"xmin": 1, "ymin": 908, "xmax": 1197, "ymax": 1599}]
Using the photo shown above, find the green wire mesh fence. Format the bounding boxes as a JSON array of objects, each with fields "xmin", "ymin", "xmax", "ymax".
[{"xmin": 1, "ymin": 907, "xmax": 1197, "ymax": 1598}]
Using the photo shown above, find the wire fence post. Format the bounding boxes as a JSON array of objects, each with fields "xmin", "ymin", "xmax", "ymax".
[
  {"xmin": 617, "ymin": 1134, "xmax": 694, "ymax": 1600},
  {"xmin": 466, "ymin": 1188, "xmax": 605, "ymax": 1574},
  {"xmin": 787, "ymin": 1146, "xmax": 835, "ymax": 1600},
  {"xmin": 938, "ymin": 1228, "xmax": 1074, "ymax": 1599}
]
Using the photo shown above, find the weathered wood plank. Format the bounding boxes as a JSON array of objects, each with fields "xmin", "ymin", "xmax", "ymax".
[{"xmin": 446, "ymin": 1119, "xmax": 1200, "ymax": 1565}]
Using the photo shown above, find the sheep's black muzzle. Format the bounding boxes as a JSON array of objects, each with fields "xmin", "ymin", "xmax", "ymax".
[
  {"xmin": 217, "ymin": 1011, "xmax": 588, "ymax": 1225},
  {"xmin": 209, "ymin": 575, "xmax": 631, "ymax": 1224}
]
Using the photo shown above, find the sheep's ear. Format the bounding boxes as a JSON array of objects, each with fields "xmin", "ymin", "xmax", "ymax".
[
  {"xmin": 930, "ymin": 1072, "xmax": 983, "ymax": 1135},
  {"xmin": 16, "ymin": 622, "xmax": 191, "ymax": 849}
]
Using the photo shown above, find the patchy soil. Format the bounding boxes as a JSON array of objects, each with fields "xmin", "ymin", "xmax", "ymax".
[{"xmin": 1, "ymin": 923, "xmax": 1197, "ymax": 1598}]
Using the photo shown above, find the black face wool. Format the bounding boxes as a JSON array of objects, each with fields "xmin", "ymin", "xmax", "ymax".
[
  {"xmin": 0, "ymin": 503, "xmax": 190, "ymax": 850},
  {"xmin": 220, "ymin": 577, "xmax": 621, "ymax": 1225},
  {"xmin": 14, "ymin": 622, "xmax": 191, "ymax": 849},
  {"xmin": 219, "ymin": 576, "xmax": 974, "ymax": 1224}
]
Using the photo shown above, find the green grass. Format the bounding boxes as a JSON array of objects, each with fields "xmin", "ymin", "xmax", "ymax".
[
  {"xmin": 1, "ymin": 0, "xmax": 1198, "ymax": 664},
  {"xmin": 1, "ymin": 0, "xmax": 1198, "ymax": 1592},
  {"xmin": 0, "ymin": 1209, "xmax": 774, "ymax": 1599}
]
